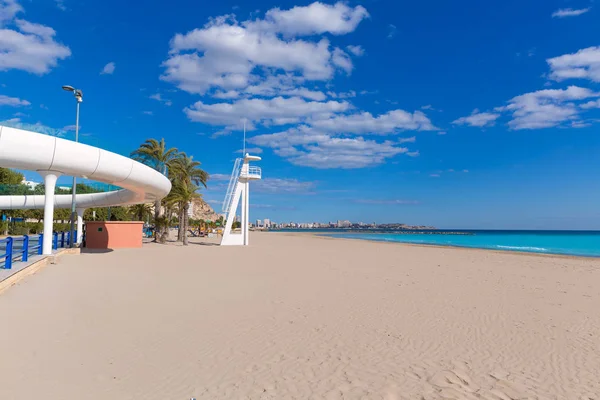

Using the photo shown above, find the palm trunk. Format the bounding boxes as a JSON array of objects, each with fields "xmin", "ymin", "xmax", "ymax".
[
  {"xmin": 177, "ymin": 202, "xmax": 184, "ymax": 242},
  {"xmin": 183, "ymin": 203, "xmax": 190, "ymax": 246},
  {"xmin": 154, "ymin": 199, "xmax": 161, "ymax": 242}
]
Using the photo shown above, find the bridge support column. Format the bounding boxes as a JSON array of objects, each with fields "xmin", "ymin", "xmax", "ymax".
[
  {"xmin": 39, "ymin": 171, "xmax": 61, "ymax": 255},
  {"xmin": 76, "ymin": 208, "xmax": 85, "ymax": 245}
]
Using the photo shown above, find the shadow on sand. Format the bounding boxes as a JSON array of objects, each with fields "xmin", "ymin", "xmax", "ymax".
[
  {"xmin": 81, "ymin": 248, "xmax": 114, "ymax": 254},
  {"xmin": 189, "ymin": 241, "xmax": 220, "ymax": 247}
]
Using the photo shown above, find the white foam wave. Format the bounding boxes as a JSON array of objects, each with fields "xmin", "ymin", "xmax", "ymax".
[{"xmin": 495, "ymin": 245, "xmax": 548, "ymax": 252}]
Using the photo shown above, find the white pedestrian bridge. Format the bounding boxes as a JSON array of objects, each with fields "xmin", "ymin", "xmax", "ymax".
[{"xmin": 0, "ymin": 125, "xmax": 171, "ymax": 255}]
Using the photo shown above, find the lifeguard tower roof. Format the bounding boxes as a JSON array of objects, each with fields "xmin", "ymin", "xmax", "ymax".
[{"xmin": 244, "ymin": 154, "xmax": 261, "ymax": 162}]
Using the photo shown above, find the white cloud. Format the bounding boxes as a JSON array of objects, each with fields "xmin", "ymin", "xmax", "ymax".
[
  {"xmin": 346, "ymin": 45, "xmax": 364, "ymax": 57},
  {"xmin": 309, "ymin": 109, "xmax": 437, "ymax": 133},
  {"xmin": 213, "ymin": 90, "xmax": 241, "ymax": 100},
  {"xmin": 205, "ymin": 106, "xmax": 434, "ymax": 168},
  {"xmin": 160, "ymin": 2, "xmax": 445, "ymax": 169},
  {"xmin": 249, "ymin": 125, "xmax": 412, "ymax": 169},
  {"xmin": 452, "ymin": 109, "xmax": 501, "ymax": 127},
  {"xmin": 387, "ymin": 24, "xmax": 397, "ymax": 39},
  {"xmin": 429, "ymin": 173, "xmax": 440, "ymax": 178},
  {"xmin": 254, "ymin": 178, "xmax": 316, "ymax": 194},
  {"xmin": 100, "ymin": 62, "xmax": 115, "ymax": 75},
  {"xmin": 460, "ymin": 49, "xmax": 600, "ymax": 131},
  {"xmin": 0, "ymin": 1, "xmax": 71, "ymax": 74},
  {"xmin": 551, "ymin": 8, "xmax": 591, "ymax": 18},
  {"xmin": 569, "ymin": 120, "xmax": 593, "ymax": 128},
  {"xmin": 581, "ymin": 99, "xmax": 600, "ymax": 109},
  {"xmin": 142, "ymin": 111, "xmax": 153, "ymax": 115},
  {"xmin": 261, "ymin": 2, "xmax": 369, "ymax": 36},
  {"xmin": 55, "ymin": 0, "xmax": 66, "ymax": 11},
  {"xmin": 161, "ymin": 2, "xmax": 368, "ymax": 95},
  {"xmin": 0, "ymin": 0, "xmax": 21, "ymax": 23},
  {"xmin": 331, "ymin": 47, "xmax": 353, "ymax": 74},
  {"xmin": 501, "ymin": 86, "xmax": 599, "ymax": 130},
  {"xmin": 235, "ymin": 147, "xmax": 263, "ymax": 154},
  {"xmin": 238, "ymin": 77, "xmax": 328, "ymax": 101},
  {"xmin": 327, "ymin": 90, "xmax": 356, "ymax": 99},
  {"xmin": 149, "ymin": 93, "xmax": 172, "ymax": 106},
  {"xmin": 278, "ymin": 88, "xmax": 327, "ymax": 101},
  {"xmin": 547, "ymin": 46, "xmax": 600, "ymax": 82},
  {"xmin": 0, "ymin": 117, "xmax": 65, "ymax": 136},
  {"xmin": 0, "ymin": 94, "xmax": 29, "ymax": 106},
  {"xmin": 184, "ymin": 96, "xmax": 350, "ymax": 127}
]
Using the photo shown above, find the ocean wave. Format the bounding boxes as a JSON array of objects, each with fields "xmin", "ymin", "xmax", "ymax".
[{"xmin": 495, "ymin": 245, "xmax": 548, "ymax": 252}]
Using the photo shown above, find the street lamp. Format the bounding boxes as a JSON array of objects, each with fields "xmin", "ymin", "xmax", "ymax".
[{"xmin": 62, "ymin": 85, "xmax": 83, "ymax": 247}]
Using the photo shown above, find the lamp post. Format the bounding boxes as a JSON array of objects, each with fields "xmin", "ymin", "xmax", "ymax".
[{"xmin": 62, "ymin": 85, "xmax": 83, "ymax": 247}]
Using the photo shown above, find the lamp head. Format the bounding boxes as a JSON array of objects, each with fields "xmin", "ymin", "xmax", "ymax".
[{"xmin": 62, "ymin": 85, "xmax": 75, "ymax": 92}]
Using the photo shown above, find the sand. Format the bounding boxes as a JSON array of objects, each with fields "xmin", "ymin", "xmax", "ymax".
[{"xmin": 0, "ymin": 232, "xmax": 599, "ymax": 399}]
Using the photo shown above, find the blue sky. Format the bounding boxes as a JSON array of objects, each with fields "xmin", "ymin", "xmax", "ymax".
[{"xmin": 1, "ymin": 0, "xmax": 600, "ymax": 229}]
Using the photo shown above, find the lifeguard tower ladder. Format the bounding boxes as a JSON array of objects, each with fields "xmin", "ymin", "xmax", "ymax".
[{"xmin": 220, "ymin": 154, "xmax": 262, "ymax": 245}]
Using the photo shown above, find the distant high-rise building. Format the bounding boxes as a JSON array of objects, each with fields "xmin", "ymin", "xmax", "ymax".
[
  {"xmin": 263, "ymin": 218, "xmax": 271, "ymax": 227},
  {"xmin": 337, "ymin": 220, "xmax": 351, "ymax": 228},
  {"xmin": 256, "ymin": 219, "xmax": 263, "ymax": 227}
]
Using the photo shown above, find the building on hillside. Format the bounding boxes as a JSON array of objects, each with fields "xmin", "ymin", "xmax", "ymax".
[{"xmin": 21, "ymin": 179, "xmax": 40, "ymax": 190}]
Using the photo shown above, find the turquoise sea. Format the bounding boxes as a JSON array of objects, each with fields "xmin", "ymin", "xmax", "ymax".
[{"xmin": 312, "ymin": 230, "xmax": 600, "ymax": 257}]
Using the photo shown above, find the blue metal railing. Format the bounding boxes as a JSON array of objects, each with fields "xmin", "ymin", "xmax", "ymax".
[{"xmin": 1, "ymin": 231, "xmax": 76, "ymax": 269}]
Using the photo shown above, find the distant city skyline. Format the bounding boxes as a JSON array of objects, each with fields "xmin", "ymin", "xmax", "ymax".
[{"xmin": 1, "ymin": 0, "xmax": 599, "ymax": 229}]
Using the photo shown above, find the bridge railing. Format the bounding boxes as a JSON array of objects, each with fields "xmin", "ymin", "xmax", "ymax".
[{"xmin": 0, "ymin": 231, "xmax": 76, "ymax": 269}]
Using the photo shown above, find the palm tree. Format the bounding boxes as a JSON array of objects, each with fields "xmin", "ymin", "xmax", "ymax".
[
  {"xmin": 129, "ymin": 203, "xmax": 152, "ymax": 222},
  {"xmin": 169, "ymin": 153, "xmax": 209, "ymax": 188},
  {"xmin": 168, "ymin": 154, "xmax": 209, "ymax": 242},
  {"xmin": 131, "ymin": 139, "xmax": 179, "ymax": 242},
  {"xmin": 164, "ymin": 182, "xmax": 201, "ymax": 245}
]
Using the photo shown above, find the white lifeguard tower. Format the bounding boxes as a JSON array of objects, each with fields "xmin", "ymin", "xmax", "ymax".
[{"xmin": 220, "ymin": 154, "xmax": 262, "ymax": 246}]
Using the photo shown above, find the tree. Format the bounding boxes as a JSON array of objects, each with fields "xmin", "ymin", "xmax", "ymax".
[
  {"xmin": 130, "ymin": 138, "xmax": 179, "ymax": 242},
  {"xmin": 168, "ymin": 154, "xmax": 208, "ymax": 242},
  {"xmin": 83, "ymin": 207, "xmax": 130, "ymax": 222},
  {"xmin": 129, "ymin": 203, "xmax": 152, "ymax": 222},
  {"xmin": 165, "ymin": 182, "xmax": 201, "ymax": 245},
  {"xmin": 0, "ymin": 167, "xmax": 24, "ymax": 185}
]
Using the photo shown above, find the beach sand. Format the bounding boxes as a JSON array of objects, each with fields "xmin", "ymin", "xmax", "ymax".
[{"xmin": 0, "ymin": 232, "xmax": 599, "ymax": 399}]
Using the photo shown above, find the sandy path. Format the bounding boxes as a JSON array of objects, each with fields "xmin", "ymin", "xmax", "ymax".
[{"xmin": 0, "ymin": 233, "xmax": 598, "ymax": 399}]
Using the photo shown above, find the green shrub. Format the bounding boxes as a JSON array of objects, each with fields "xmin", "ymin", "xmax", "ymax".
[
  {"xmin": 27, "ymin": 222, "xmax": 43, "ymax": 234},
  {"xmin": 9, "ymin": 223, "xmax": 29, "ymax": 235},
  {"xmin": 0, "ymin": 220, "xmax": 8, "ymax": 235},
  {"xmin": 53, "ymin": 223, "xmax": 71, "ymax": 233}
]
